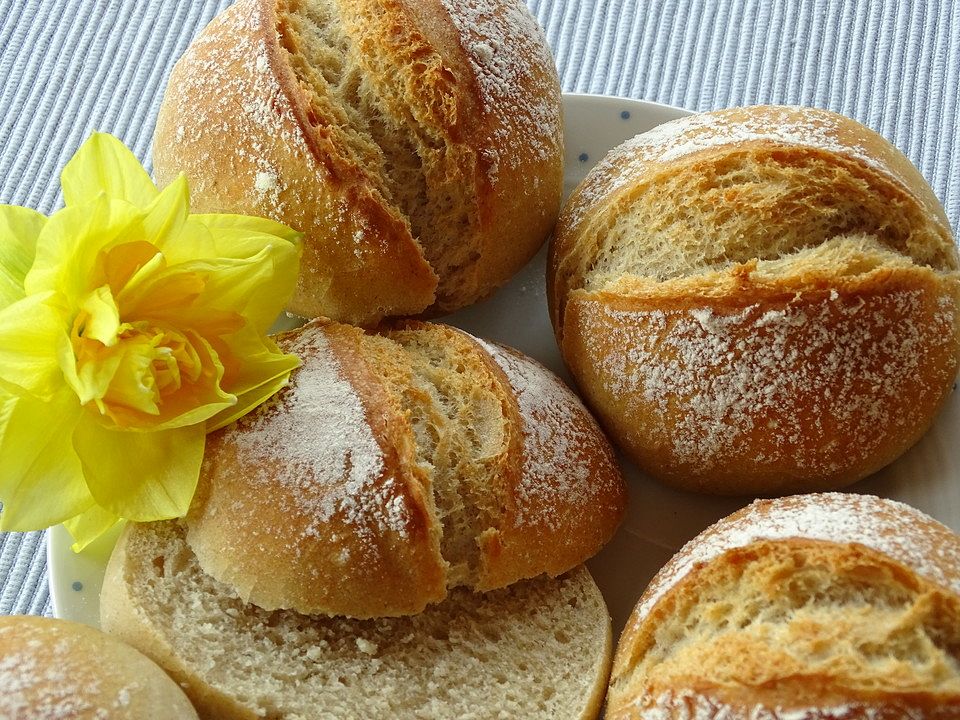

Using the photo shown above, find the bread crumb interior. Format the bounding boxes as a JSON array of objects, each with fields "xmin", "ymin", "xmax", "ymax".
[
  {"xmin": 582, "ymin": 151, "xmax": 957, "ymax": 294},
  {"xmin": 277, "ymin": 0, "xmax": 476, "ymax": 303},
  {"xmin": 617, "ymin": 541, "xmax": 960, "ymax": 700}
]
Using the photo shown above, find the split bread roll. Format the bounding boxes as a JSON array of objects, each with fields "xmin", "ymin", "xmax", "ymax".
[
  {"xmin": 101, "ymin": 520, "xmax": 612, "ymax": 720},
  {"xmin": 607, "ymin": 493, "xmax": 960, "ymax": 718},
  {"xmin": 185, "ymin": 318, "xmax": 626, "ymax": 618},
  {"xmin": 549, "ymin": 105, "xmax": 960, "ymax": 495},
  {"xmin": 154, "ymin": 0, "xmax": 563, "ymax": 325},
  {"xmin": 0, "ymin": 615, "xmax": 198, "ymax": 719}
]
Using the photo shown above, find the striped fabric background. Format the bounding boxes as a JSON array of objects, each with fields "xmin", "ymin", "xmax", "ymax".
[{"xmin": 1, "ymin": 0, "xmax": 958, "ymax": 615}]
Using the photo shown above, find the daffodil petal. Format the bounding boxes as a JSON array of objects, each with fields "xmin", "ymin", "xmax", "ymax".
[
  {"xmin": 57, "ymin": 328, "xmax": 84, "ymax": 401},
  {"xmin": 0, "ymin": 291, "xmax": 68, "ymax": 400},
  {"xmin": 0, "ymin": 205, "xmax": 45, "ymax": 308},
  {"xmin": 192, "ymin": 213, "xmax": 302, "ymax": 247},
  {"xmin": 73, "ymin": 417, "xmax": 205, "ymax": 521},
  {"xmin": 61, "ymin": 133, "xmax": 158, "ymax": 208},
  {"xmin": 128, "ymin": 245, "xmax": 299, "ymax": 335},
  {"xmin": 72, "ymin": 344, "xmax": 124, "ymax": 406},
  {"xmin": 95, "ymin": 331, "xmax": 235, "ymax": 431},
  {"xmin": 148, "ymin": 250, "xmax": 275, "ymax": 320},
  {"xmin": 207, "ymin": 330, "xmax": 300, "ymax": 430},
  {"xmin": 217, "ymin": 328, "xmax": 300, "ymax": 397},
  {"xmin": 0, "ymin": 389, "xmax": 91, "ymax": 532},
  {"xmin": 78, "ymin": 285, "xmax": 120, "ymax": 346},
  {"xmin": 25, "ymin": 195, "xmax": 144, "ymax": 300},
  {"xmin": 209, "ymin": 370, "xmax": 290, "ymax": 431},
  {"xmin": 108, "ymin": 245, "xmax": 166, "ymax": 303},
  {"xmin": 139, "ymin": 174, "xmax": 189, "ymax": 249},
  {"xmin": 158, "ymin": 208, "xmax": 217, "ymax": 261},
  {"xmin": 181, "ymin": 214, "xmax": 302, "ymax": 331},
  {"xmin": 90, "ymin": 333, "xmax": 159, "ymax": 414},
  {"xmin": 116, "ymin": 264, "xmax": 209, "ymax": 325},
  {"xmin": 223, "ymin": 239, "xmax": 301, "ymax": 333},
  {"xmin": 62, "ymin": 505, "xmax": 122, "ymax": 552}
]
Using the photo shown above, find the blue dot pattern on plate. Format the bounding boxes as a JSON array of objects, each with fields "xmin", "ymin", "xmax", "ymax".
[
  {"xmin": 578, "ymin": 152, "xmax": 589, "ymax": 162},
  {"xmin": 621, "ymin": 110, "xmax": 631, "ymax": 120},
  {"xmin": 72, "ymin": 581, "xmax": 83, "ymax": 592}
]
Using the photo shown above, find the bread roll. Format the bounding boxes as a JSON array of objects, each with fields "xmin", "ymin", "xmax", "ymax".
[
  {"xmin": 185, "ymin": 318, "xmax": 626, "ymax": 618},
  {"xmin": 0, "ymin": 615, "xmax": 198, "ymax": 719},
  {"xmin": 549, "ymin": 105, "xmax": 960, "ymax": 495},
  {"xmin": 153, "ymin": 0, "xmax": 563, "ymax": 326},
  {"xmin": 607, "ymin": 493, "xmax": 960, "ymax": 718},
  {"xmin": 101, "ymin": 520, "xmax": 612, "ymax": 720}
]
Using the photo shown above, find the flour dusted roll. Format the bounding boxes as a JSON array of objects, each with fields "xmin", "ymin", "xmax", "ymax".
[
  {"xmin": 153, "ymin": 0, "xmax": 563, "ymax": 326},
  {"xmin": 100, "ymin": 521, "xmax": 612, "ymax": 720},
  {"xmin": 0, "ymin": 615, "xmax": 199, "ymax": 719},
  {"xmin": 185, "ymin": 318, "xmax": 626, "ymax": 618},
  {"xmin": 607, "ymin": 493, "xmax": 960, "ymax": 718},
  {"xmin": 549, "ymin": 105, "xmax": 960, "ymax": 495}
]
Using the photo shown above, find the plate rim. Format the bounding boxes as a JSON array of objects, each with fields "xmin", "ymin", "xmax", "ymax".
[
  {"xmin": 46, "ymin": 524, "xmax": 66, "ymax": 619},
  {"xmin": 561, "ymin": 91, "xmax": 689, "ymax": 113}
]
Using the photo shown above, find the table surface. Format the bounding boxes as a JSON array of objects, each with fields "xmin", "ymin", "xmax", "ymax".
[{"xmin": 2, "ymin": 0, "xmax": 959, "ymax": 617}]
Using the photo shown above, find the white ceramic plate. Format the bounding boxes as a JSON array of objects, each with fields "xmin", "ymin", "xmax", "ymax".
[{"xmin": 49, "ymin": 93, "xmax": 960, "ymax": 637}]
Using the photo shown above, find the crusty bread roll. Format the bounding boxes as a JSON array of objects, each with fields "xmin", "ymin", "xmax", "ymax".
[
  {"xmin": 153, "ymin": 0, "xmax": 563, "ymax": 326},
  {"xmin": 607, "ymin": 493, "xmax": 960, "ymax": 718},
  {"xmin": 549, "ymin": 105, "xmax": 960, "ymax": 495},
  {"xmin": 101, "ymin": 520, "xmax": 612, "ymax": 720},
  {"xmin": 0, "ymin": 615, "xmax": 198, "ymax": 719},
  {"xmin": 185, "ymin": 318, "xmax": 626, "ymax": 618}
]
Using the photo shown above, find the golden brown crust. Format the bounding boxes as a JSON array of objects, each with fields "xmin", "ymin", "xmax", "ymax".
[
  {"xmin": 185, "ymin": 318, "xmax": 446, "ymax": 618},
  {"xmin": 549, "ymin": 105, "xmax": 960, "ymax": 494},
  {"xmin": 185, "ymin": 319, "xmax": 625, "ymax": 618},
  {"xmin": 421, "ymin": 0, "xmax": 564, "ymax": 312},
  {"xmin": 0, "ymin": 615, "xmax": 199, "ymax": 719},
  {"xmin": 549, "ymin": 106, "xmax": 955, "ymax": 334},
  {"xmin": 609, "ymin": 687, "xmax": 960, "ymax": 720},
  {"xmin": 463, "ymin": 335, "xmax": 628, "ymax": 590},
  {"xmin": 562, "ymin": 263, "xmax": 960, "ymax": 495},
  {"xmin": 154, "ymin": 0, "xmax": 561, "ymax": 325},
  {"xmin": 154, "ymin": 0, "xmax": 438, "ymax": 325},
  {"xmin": 607, "ymin": 493, "xmax": 960, "ymax": 719}
]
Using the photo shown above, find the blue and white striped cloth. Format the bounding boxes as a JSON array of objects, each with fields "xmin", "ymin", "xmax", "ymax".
[{"xmin": 2, "ymin": 0, "xmax": 959, "ymax": 615}]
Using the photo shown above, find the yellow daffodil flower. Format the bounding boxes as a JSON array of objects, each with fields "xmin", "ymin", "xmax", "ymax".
[{"xmin": 0, "ymin": 133, "xmax": 302, "ymax": 549}]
